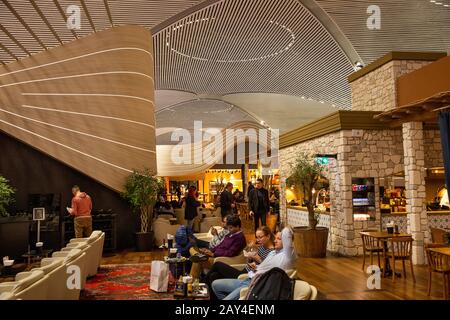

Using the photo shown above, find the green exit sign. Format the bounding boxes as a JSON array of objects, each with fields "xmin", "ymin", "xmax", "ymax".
[{"xmin": 316, "ymin": 157, "xmax": 329, "ymax": 165}]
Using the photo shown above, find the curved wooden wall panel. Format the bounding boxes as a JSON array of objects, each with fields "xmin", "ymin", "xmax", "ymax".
[{"xmin": 0, "ymin": 26, "xmax": 156, "ymax": 192}]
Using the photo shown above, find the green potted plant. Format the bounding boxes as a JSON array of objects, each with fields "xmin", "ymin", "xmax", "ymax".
[
  {"xmin": 122, "ymin": 169, "xmax": 163, "ymax": 252},
  {"xmin": 287, "ymin": 153, "xmax": 329, "ymax": 258},
  {"xmin": 0, "ymin": 176, "xmax": 15, "ymax": 217}
]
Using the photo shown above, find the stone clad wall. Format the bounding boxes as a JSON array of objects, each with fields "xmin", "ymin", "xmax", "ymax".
[
  {"xmin": 350, "ymin": 60, "xmax": 432, "ymax": 112},
  {"xmin": 280, "ymin": 129, "xmax": 405, "ymax": 256},
  {"xmin": 340, "ymin": 129, "xmax": 404, "ymax": 255},
  {"xmin": 279, "ymin": 132, "xmax": 343, "ymax": 253},
  {"xmin": 280, "ymin": 125, "xmax": 442, "ymax": 259},
  {"xmin": 424, "ymin": 129, "xmax": 444, "ymax": 168}
]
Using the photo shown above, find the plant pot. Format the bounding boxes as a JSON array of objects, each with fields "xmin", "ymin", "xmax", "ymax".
[
  {"xmin": 293, "ymin": 226, "xmax": 328, "ymax": 258},
  {"xmin": 135, "ymin": 231, "xmax": 154, "ymax": 252}
]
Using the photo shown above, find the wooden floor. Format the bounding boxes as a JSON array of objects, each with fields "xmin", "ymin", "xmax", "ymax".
[
  {"xmin": 101, "ymin": 250, "xmax": 448, "ymax": 300},
  {"xmin": 101, "ymin": 217, "xmax": 448, "ymax": 300}
]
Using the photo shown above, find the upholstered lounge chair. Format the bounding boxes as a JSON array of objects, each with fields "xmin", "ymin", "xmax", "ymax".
[
  {"xmin": 153, "ymin": 218, "xmax": 181, "ymax": 247},
  {"xmin": 0, "ymin": 270, "xmax": 48, "ymax": 300},
  {"xmin": 66, "ymin": 230, "xmax": 105, "ymax": 277},
  {"xmin": 52, "ymin": 248, "xmax": 87, "ymax": 295}
]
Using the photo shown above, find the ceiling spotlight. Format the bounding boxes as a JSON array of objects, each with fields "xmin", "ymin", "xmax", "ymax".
[
  {"xmin": 354, "ymin": 62, "xmax": 364, "ymax": 71},
  {"xmin": 260, "ymin": 120, "xmax": 265, "ymax": 125}
]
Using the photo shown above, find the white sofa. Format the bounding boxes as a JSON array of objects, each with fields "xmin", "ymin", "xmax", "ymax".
[{"xmin": 0, "ymin": 269, "xmax": 48, "ymax": 300}]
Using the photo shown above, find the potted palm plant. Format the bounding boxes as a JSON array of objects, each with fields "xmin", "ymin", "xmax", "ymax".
[
  {"xmin": 122, "ymin": 169, "xmax": 164, "ymax": 252},
  {"xmin": 0, "ymin": 176, "xmax": 15, "ymax": 217},
  {"xmin": 287, "ymin": 153, "xmax": 329, "ymax": 258}
]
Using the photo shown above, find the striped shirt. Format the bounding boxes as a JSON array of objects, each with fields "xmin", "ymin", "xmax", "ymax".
[{"xmin": 245, "ymin": 246, "xmax": 274, "ymax": 272}]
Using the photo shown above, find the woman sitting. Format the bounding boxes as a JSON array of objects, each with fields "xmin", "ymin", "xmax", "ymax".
[
  {"xmin": 205, "ymin": 226, "xmax": 275, "ymax": 299},
  {"xmin": 211, "ymin": 227, "xmax": 295, "ymax": 300}
]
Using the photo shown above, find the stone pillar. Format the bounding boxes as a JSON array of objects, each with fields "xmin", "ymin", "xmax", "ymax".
[
  {"xmin": 243, "ymin": 163, "xmax": 249, "ymax": 200},
  {"xmin": 327, "ymin": 158, "xmax": 339, "ymax": 253},
  {"xmin": 402, "ymin": 122, "xmax": 428, "ymax": 265},
  {"xmin": 279, "ymin": 174, "xmax": 288, "ymax": 227}
]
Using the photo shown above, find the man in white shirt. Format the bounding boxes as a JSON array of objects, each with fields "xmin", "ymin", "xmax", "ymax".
[{"xmin": 211, "ymin": 227, "xmax": 296, "ymax": 300}]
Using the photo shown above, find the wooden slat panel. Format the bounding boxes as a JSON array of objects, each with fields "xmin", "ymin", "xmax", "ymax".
[
  {"xmin": 279, "ymin": 111, "xmax": 387, "ymax": 149},
  {"xmin": 397, "ymin": 55, "xmax": 450, "ymax": 108},
  {"xmin": 0, "ymin": 26, "xmax": 156, "ymax": 192}
]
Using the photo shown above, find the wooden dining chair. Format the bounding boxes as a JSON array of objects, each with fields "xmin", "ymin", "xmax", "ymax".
[
  {"xmin": 430, "ymin": 228, "xmax": 448, "ymax": 244},
  {"xmin": 425, "ymin": 244, "xmax": 450, "ymax": 299},
  {"xmin": 389, "ymin": 237, "xmax": 415, "ymax": 282},
  {"xmin": 361, "ymin": 229, "xmax": 383, "ymax": 271}
]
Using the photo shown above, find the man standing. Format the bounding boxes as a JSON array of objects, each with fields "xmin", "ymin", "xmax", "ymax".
[
  {"xmin": 248, "ymin": 178, "xmax": 270, "ymax": 230},
  {"xmin": 68, "ymin": 185, "xmax": 93, "ymax": 238},
  {"xmin": 247, "ymin": 181, "xmax": 254, "ymax": 200},
  {"xmin": 220, "ymin": 182, "xmax": 234, "ymax": 218}
]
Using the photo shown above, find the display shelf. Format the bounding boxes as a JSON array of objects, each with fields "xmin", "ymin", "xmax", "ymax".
[
  {"xmin": 380, "ymin": 186, "xmax": 406, "ymax": 214},
  {"xmin": 352, "ymin": 178, "xmax": 376, "ymax": 221},
  {"xmin": 62, "ymin": 213, "xmax": 116, "ymax": 251}
]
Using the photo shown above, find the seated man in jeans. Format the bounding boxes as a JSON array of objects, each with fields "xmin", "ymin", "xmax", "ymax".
[
  {"xmin": 190, "ymin": 215, "xmax": 246, "ymax": 279},
  {"xmin": 211, "ymin": 227, "xmax": 296, "ymax": 300}
]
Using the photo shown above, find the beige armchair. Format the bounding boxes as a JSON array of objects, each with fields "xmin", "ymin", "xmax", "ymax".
[
  {"xmin": 153, "ymin": 218, "xmax": 180, "ymax": 247},
  {"xmin": 67, "ymin": 230, "xmax": 104, "ymax": 277},
  {"xmin": 52, "ymin": 248, "xmax": 88, "ymax": 294},
  {"xmin": 174, "ymin": 208, "xmax": 186, "ymax": 225},
  {"xmin": 239, "ymin": 279, "xmax": 319, "ymax": 300},
  {"xmin": 293, "ymin": 280, "xmax": 318, "ymax": 300},
  {"xmin": 0, "ymin": 292, "xmax": 15, "ymax": 300},
  {"xmin": 157, "ymin": 214, "xmax": 173, "ymax": 220},
  {"xmin": 0, "ymin": 270, "xmax": 48, "ymax": 300},
  {"xmin": 238, "ymin": 269, "xmax": 298, "ymax": 300},
  {"xmin": 194, "ymin": 226, "xmax": 223, "ymax": 243},
  {"xmin": 212, "ymin": 207, "xmax": 221, "ymax": 217},
  {"xmin": 200, "ymin": 216, "xmax": 222, "ymax": 233},
  {"xmin": 30, "ymin": 258, "xmax": 66, "ymax": 300},
  {"xmin": 214, "ymin": 252, "xmax": 247, "ymax": 266}
]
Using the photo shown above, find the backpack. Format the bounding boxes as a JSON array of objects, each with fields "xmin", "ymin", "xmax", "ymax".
[{"xmin": 246, "ymin": 267, "xmax": 295, "ymax": 300}]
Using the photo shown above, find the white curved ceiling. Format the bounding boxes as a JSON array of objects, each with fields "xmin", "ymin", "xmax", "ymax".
[
  {"xmin": 1, "ymin": 0, "xmax": 449, "ymax": 135},
  {"xmin": 155, "ymin": 98, "xmax": 256, "ymax": 144},
  {"xmin": 223, "ymin": 93, "xmax": 337, "ymax": 133},
  {"xmin": 154, "ymin": 0, "xmax": 354, "ymax": 109}
]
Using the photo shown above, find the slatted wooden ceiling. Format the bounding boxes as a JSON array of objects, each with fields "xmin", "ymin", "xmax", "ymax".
[
  {"xmin": 0, "ymin": 0, "xmax": 449, "ymax": 109},
  {"xmin": 154, "ymin": 0, "xmax": 354, "ymax": 108}
]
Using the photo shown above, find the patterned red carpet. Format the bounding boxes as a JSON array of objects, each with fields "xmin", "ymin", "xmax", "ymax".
[{"xmin": 81, "ymin": 263, "xmax": 176, "ymax": 300}]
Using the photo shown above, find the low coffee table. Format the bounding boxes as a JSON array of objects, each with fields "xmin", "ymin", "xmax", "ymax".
[{"xmin": 21, "ymin": 249, "xmax": 53, "ymax": 267}]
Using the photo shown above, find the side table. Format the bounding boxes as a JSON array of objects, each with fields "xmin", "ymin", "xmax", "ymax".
[{"xmin": 21, "ymin": 249, "xmax": 53, "ymax": 267}]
